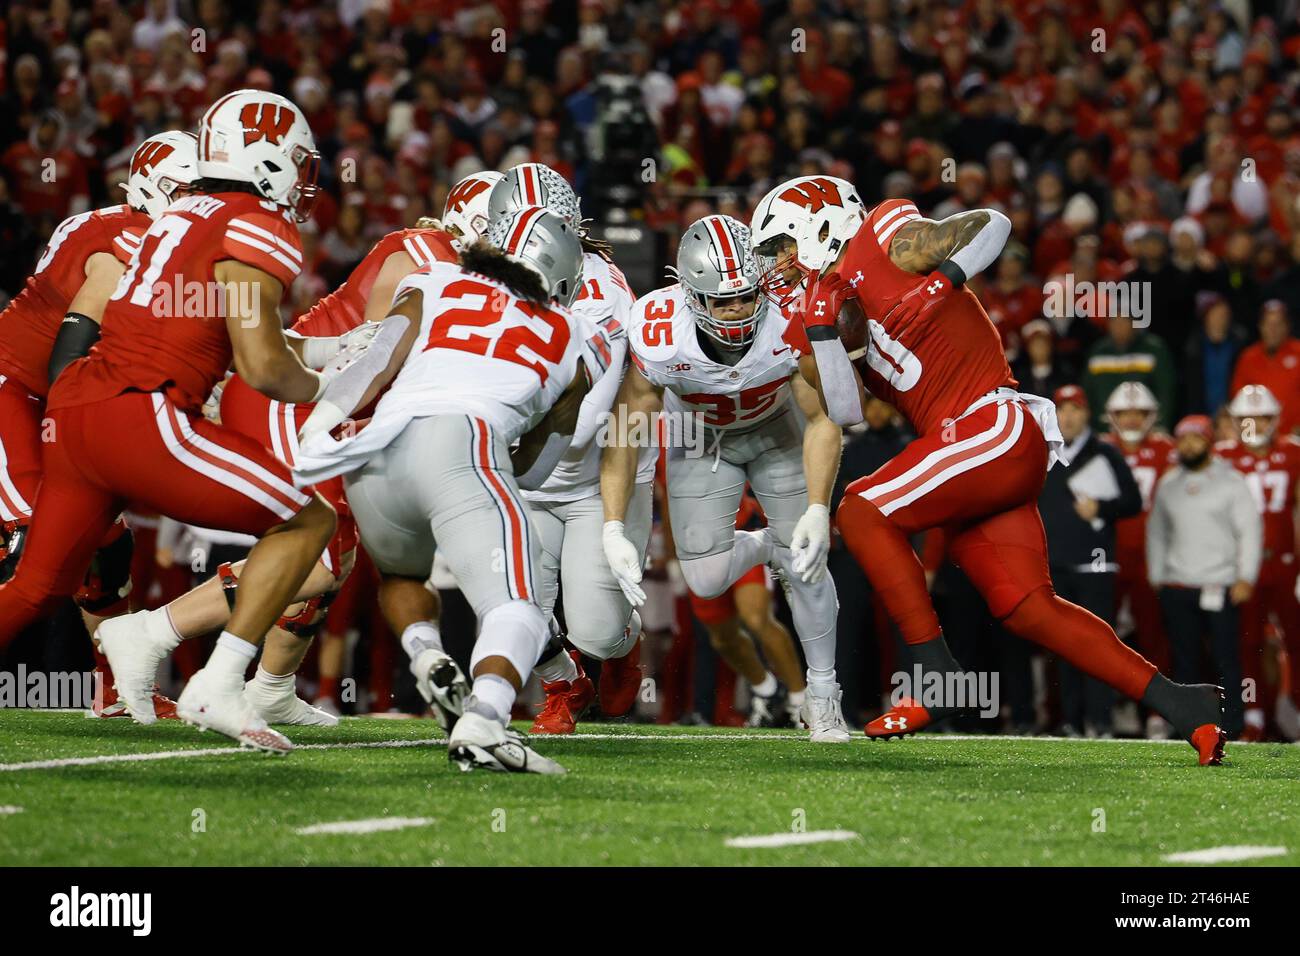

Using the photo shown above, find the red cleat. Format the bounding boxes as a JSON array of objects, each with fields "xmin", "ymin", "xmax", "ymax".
[
  {"xmin": 864, "ymin": 697, "xmax": 932, "ymax": 739},
  {"xmin": 93, "ymin": 669, "xmax": 179, "ymax": 720},
  {"xmin": 1191, "ymin": 724, "xmax": 1227, "ymax": 765},
  {"xmin": 599, "ymin": 638, "xmax": 642, "ymax": 717},
  {"xmin": 530, "ymin": 652, "xmax": 594, "ymax": 735}
]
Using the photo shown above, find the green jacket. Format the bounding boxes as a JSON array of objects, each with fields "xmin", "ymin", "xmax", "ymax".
[{"xmin": 1082, "ymin": 332, "xmax": 1177, "ymax": 430}]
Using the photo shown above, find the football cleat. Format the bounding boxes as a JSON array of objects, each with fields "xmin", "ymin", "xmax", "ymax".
[
  {"xmin": 94, "ymin": 610, "xmax": 176, "ymax": 725},
  {"xmin": 92, "ymin": 667, "xmax": 178, "ymax": 720},
  {"xmin": 409, "ymin": 647, "xmax": 470, "ymax": 732},
  {"xmin": 531, "ymin": 652, "xmax": 595, "ymax": 735},
  {"xmin": 1192, "ymin": 723, "xmax": 1228, "ymax": 765},
  {"xmin": 865, "ymin": 697, "xmax": 934, "ymax": 740},
  {"xmin": 746, "ymin": 683, "xmax": 794, "ymax": 728},
  {"xmin": 599, "ymin": 638, "xmax": 642, "ymax": 717},
  {"xmin": 243, "ymin": 677, "xmax": 339, "ymax": 727},
  {"xmin": 177, "ymin": 668, "xmax": 292, "ymax": 754},
  {"xmin": 801, "ymin": 684, "xmax": 851, "ymax": 742},
  {"xmin": 448, "ymin": 711, "xmax": 566, "ymax": 775}
]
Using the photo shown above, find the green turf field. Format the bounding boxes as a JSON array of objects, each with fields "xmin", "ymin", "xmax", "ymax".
[{"xmin": 0, "ymin": 711, "xmax": 1296, "ymax": 866}]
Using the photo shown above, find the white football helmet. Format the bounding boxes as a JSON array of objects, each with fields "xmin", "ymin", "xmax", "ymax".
[
  {"xmin": 488, "ymin": 163, "xmax": 581, "ymax": 227},
  {"xmin": 673, "ymin": 214, "xmax": 768, "ymax": 350},
  {"xmin": 1104, "ymin": 381, "xmax": 1159, "ymax": 444},
  {"xmin": 442, "ymin": 170, "xmax": 505, "ymax": 247},
  {"xmin": 751, "ymin": 175, "xmax": 866, "ymax": 293},
  {"xmin": 197, "ymin": 89, "xmax": 320, "ymax": 221},
  {"xmin": 1228, "ymin": 384, "xmax": 1282, "ymax": 449},
  {"xmin": 121, "ymin": 131, "xmax": 200, "ymax": 219},
  {"xmin": 485, "ymin": 205, "xmax": 584, "ymax": 308}
]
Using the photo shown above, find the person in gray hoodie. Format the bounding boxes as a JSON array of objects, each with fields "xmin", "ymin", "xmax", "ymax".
[{"xmin": 1147, "ymin": 415, "xmax": 1262, "ymax": 736}]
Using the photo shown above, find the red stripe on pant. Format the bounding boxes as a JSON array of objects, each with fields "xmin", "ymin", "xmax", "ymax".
[{"xmin": 473, "ymin": 419, "xmax": 529, "ymax": 601}]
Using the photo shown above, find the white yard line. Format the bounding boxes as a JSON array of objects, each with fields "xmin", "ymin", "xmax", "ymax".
[
  {"xmin": 296, "ymin": 816, "xmax": 433, "ymax": 836},
  {"xmin": 0, "ymin": 724, "xmax": 1286, "ymax": 774},
  {"xmin": 1162, "ymin": 845, "xmax": 1288, "ymax": 864},
  {"xmin": 0, "ymin": 806, "xmax": 22, "ymax": 815},
  {"xmin": 726, "ymin": 829, "xmax": 859, "ymax": 848}
]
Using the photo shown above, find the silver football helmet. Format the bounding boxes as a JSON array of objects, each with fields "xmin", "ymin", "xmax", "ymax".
[
  {"xmin": 485, "ymin": 205, "xmax": 584, "ymax": 307},
  {"xmin": 674, "ymin": 214, "xmax": 768, "ymax": 350},
  {"xmin": 1104, "ymin": 381, "xmax": 1159, "ymax": 444},
  {"xmin": 488, "ymin": 163, "xmax": 582, "ymax": 227}
]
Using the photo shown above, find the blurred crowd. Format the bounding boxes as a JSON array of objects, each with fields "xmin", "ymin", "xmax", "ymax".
[{"xmin": 4, "ymin": 0, "xmax": 1300, "ymax": 737}]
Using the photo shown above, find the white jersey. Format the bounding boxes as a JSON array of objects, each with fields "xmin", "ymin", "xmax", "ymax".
[
  {"xmin": 525, "ymin": 252, "xmax": 657, "ymax": 503},
  {"xmin": 629, "ymin": 283, "xmax": 805, "ymax": 430},
  {"xmin": 293, "ymin": 261, "xmax": 589, "ymax": 485}
]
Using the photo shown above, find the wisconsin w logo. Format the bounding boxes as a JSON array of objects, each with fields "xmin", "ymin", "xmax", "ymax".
[
  {"xmin": 777, "ymin": 176, "xmax": 843, "ymax": 213},
  {"xmin": 445, "ymin": 176, "xmax": 493, "ymax": 213},
  {"xmin": 130, "ymin": 141, "xmax": 175, "ymax": 177},
  {"xmin": 239, "ymin": 103, "xmax": 294, "ymax": 146}
]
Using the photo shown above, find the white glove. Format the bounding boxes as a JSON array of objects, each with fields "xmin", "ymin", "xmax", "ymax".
[
  {"xmin": 603, "ymin": 520, "xmax": 646, "ymax": 607},
  {"xmin": 790, "ymin": 503, "xmax": 831, "ymax": 584},
  {"xmin": 301, "ymin": 322, "xmax": 382, "ymax": 369}
]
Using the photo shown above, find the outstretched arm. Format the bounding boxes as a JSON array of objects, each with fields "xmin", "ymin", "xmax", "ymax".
[{"xmin": 887, "ymin": 208, "xmax": 1012, "ymax": 282}]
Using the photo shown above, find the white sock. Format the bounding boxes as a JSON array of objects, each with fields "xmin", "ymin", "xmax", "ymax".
[
  {"xmin": 535, "ymin": 649, "xmax": 579, "ymax": 684},
  {"xmin": 807, "ymin": 667, "xmax": 838, "ymax": 697},
  {"xmin": 400, "ymin": 621, "xmax": 443, "ymax": 660},
  {"xmin": 208, "ymin": 631, "xmax": 258, "ymax": 679},
  {"xmin": 788, "ymin": 689, "xmax": 806, "ymax": 707},
  {"xmin": 467, "ymin": 673, "xmax": 516, "ymax": 726},
  {"xmin": 250, "ymin": 664, "xmax": 294, "ymax": 691},
  {"xmin": 150, "ymin": 607, "xmax": 183, "ymax": 651},
  {"xmin": 752, "ymin": 671, "xmax": 778, "ymax": 697}
]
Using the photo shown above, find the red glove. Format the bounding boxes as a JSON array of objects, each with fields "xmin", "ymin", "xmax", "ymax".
[
  {"xmin": 798, "ymin": 270, "xmax": 854, "ymax": 333},
  {"xmin": 884, "ymin": 269, "xmax": 957, "ymax": 328}
]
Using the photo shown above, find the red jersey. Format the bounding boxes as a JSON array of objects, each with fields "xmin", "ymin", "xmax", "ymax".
[
  {"xmin": 48, "ymin": 192, "xmax": 302, "ymax": 415},
  {"xmin": 291, "ymin": 227, "xmax": 456, "ymax": 338},
  {"xmin": 1104, "ymin": 431, "xmax": 1176, "ymax": 565},
  {"xmin": 836, "ymin": 198, "xmax": 1016, "ymax": 435},
  {"xmin": 0, "ymin": 205, "xmax": 148, "ymax": 398},
  {"xmin": 1216, "ymin": 436, "xmax": 1300, "ymax": 568}
]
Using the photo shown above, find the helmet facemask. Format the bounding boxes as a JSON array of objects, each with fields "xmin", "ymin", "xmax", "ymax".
[
  {"xmin": 685, "ymin": 284, "xmax": 766, "ymax": 351},
  {"xmin": 1107, "ymin": 408, "xmax": 1156, "ymax": 445},
  {"xmin": 283, "ymin": 143, "xmax": 321, "ymax": 221}
]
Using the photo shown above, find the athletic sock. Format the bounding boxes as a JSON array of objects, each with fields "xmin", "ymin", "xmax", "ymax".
[
  {"xmin": 400, "ymin": 621, "xmax": 443, "ymax": 660},
  {"xmin": 535, "ymin": 649, "xmax": 579, "ymax": 684},
  {"xmin": 150, "ymin": 607, "xmax": 183, "ymax": 651},
  {"xmin": 752, "ymin": 671, "xmax": 778, "ymax": 697},
  {"xmin": 788, "ymin": 689, "xmax": 806, "ymax": 707},
  {"xmin": 208, "ymin": 631, "xmax": 257, "ymax": 679},
  {"xmin": 250, "ymin": 663, "xmax": 294, "ymax": 688},
  {"xmin": 467, "ymin": 673, "xmax": 515, "ymax": 726},
  {"xmin": 837, "ymin": 495, "xmax": 941, "ymax": 644},
  {"xmin": 1004, "ymin": 588, "xmax": 1157, "ymax": 701}
]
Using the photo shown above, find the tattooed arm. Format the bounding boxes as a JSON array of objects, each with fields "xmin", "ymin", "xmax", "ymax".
[{"xmin": 887, "ymin": 208, "xmax": 1012, "ymax": 283}]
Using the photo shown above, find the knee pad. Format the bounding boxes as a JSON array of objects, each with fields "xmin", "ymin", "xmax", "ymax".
[
  {"xmin": 276, "ymin": 589, "xmax": 338, "ymax": 640},
  {"xmin": 472, "ymin": 600, "xmax": 548, "ymax": 681},
  {"xmin": 75, "ymin": 524, "xmax": 134, "ymax": 614},
  {"xmin": 678, "ymin": 551, "xmax": 736, "ymax": 600}
]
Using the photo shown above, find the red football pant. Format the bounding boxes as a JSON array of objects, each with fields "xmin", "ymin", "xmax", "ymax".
[
  {"xmin": 0, "ymin": 374, "xmax": 41, "ymax": 525},
  {"xmin": 219, "ymin": 373, "xmax": 356, "ymax": 577},
  {"xmin": 0, "ymin": 391, "xmax": 313, "ymax": 645},
  {"xmin": 1239, "ymin": 563, "xmax": 1300, "ymax": 710},
  {"xmin": 837, "ymin": 398, "xmax": 1157, "ymax": 701}
]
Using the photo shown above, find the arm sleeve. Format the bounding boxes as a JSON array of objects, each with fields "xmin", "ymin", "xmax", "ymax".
[
  {"xmin": 945, "ymin": 209, "xmax": 1012, "ymax": 282},
  {"xmin": 308, "ymin": 315, "xmax": 410, "ymax": 426},
  {"xmin": 47, "ymin": 312, "xmax": 101, "ymax": 384},
  {"xmin": 809, "ymin": 330, "xmax": 865, "ymax": 427}
]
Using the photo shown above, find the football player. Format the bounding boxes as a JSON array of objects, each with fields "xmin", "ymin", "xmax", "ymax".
[
  {"xmin": 0, "ymin": 90, "xmax": 343, "ymax": 753},
  {"xmin": 482, "ymin": 163, "xmax": 657, "ymax": 735},
  {"xmin": 93, "ymin": 174, "xmax": 495, "ymax": 727},
  {"xmin": 756, "ymin": 174, "xmax": 1227, "ymax": 764},
  {"xmin": 1101, "ymin": 380, "xmax": 1177, "ymax": 736},
  {"xmin": 1218, "ymin": 384, "xmax": 1300, "ymax": 740},
  {"xmin": 0, "ymin": 130, "xmax": 199, "ymax": 716},
  {"xmin": 601, "ymin": 214, "xmax": 849, "ymax": 742},
  {"xmin": 292, "ymin": 206, "xmax": 599, "ymax": 774}
]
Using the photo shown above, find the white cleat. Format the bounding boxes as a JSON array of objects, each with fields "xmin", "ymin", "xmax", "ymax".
[
  {"xmin": 447, "ymin": 711, "xmax": 566, "ymax": 775},
  {"xmin": 94, "ymin": 610, "xmax": 173, "ymax": 725},
  {"xmin": 244, "ymin": 678, "xmax": 339, "ymax": 727},
  {"xmin": 178, "ymin": 668, "xmax": 292, "ymax": 754},
  {"xmin": 801, "ymin": 685, "xmax": 852, "ymax": 743},
  {"xmin": 410, "ymin": 648, "xmax": 469, "ymax": 732}
]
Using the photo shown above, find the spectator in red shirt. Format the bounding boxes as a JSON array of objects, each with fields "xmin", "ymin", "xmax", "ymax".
[{"xmin": 1231, "ymin": 301, "xmax": 1300, "ymax": 438}]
